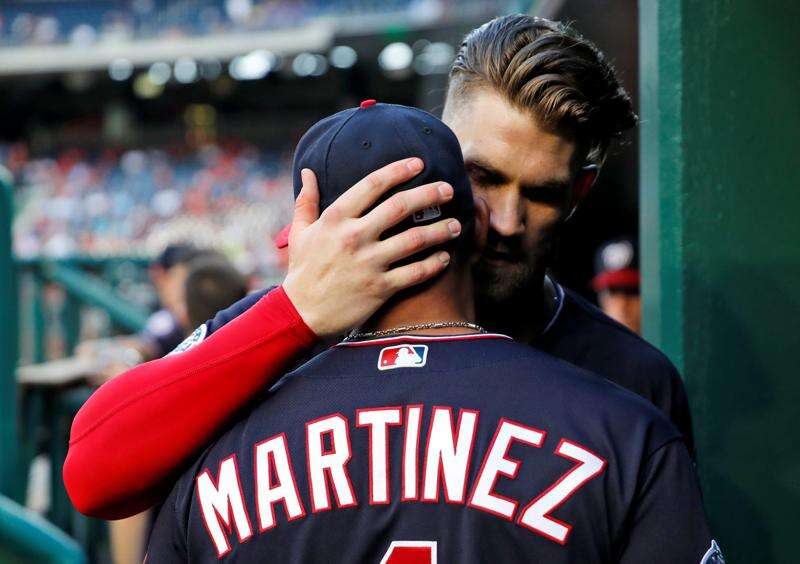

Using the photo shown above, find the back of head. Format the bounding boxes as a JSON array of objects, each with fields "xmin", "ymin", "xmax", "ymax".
[
  {"xmin": 291, "ymin": 102, "xmax": 475, "ymax": 266},
  {"xmin": 447, "ymin": 14, "xmax": 637, "ymax": 165},
  {"xmin": 184, "ymin": 256, "xmax": 248, "ymax": 329}
]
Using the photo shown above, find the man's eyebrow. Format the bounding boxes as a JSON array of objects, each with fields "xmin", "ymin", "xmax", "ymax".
[
  {"xmin": 520, "ymin": 179, "xmax": 572, "ymax": 205},
  {"xmin": 465, "ymin": 156, "xmax": 572, "ymax": 200},
  {"xmin": 464, "ymin": 158, "xmax": 510, "ymax": 185},
  {"xmin": 521, "ymin": 179, "xmax": 572, "ymax": 193}
]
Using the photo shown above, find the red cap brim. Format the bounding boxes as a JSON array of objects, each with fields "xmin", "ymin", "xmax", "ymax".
[
  {"xmin": 274, "ymin": 224, "xmax": 291, "ymax": 249},
  {"xmin": 590, "ymin": 268, "xmax": 640, "ymax": 292}
]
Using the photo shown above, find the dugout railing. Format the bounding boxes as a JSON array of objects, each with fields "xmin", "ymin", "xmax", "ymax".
[{"xmin": 2, "ymin": 167, "xmax": 154, "ymax": 561}]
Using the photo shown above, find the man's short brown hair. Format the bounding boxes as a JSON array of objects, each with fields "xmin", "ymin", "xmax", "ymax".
[{"xmin": 447, "ymin": 14, "xmax": 637, "ymax": 165}]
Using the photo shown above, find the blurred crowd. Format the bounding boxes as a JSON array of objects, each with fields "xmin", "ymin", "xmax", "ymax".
[
  {"xmin": 4, "ymin": 141, "xmax": 293, "ymax": 277},
  {"xmin": 4, "ymin": 134, "xmax": 644, "ymax": 333},
  {"xmin": 0, "ymin": 0, "xmax": 464, "ymax": 47}
]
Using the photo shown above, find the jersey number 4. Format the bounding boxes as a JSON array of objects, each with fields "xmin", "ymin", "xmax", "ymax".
[{"xmin": 380, "ymin": 541, "xmax": 437, "ymax": 564}]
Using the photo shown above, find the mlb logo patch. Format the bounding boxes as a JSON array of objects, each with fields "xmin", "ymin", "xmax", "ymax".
[
  {"xmin": 378, "ymin": 344, "xmax": 428, "ymax": 371},
  {"xmin": 413, "ymin": 205, "xmax": 441, "ymax": 223}
]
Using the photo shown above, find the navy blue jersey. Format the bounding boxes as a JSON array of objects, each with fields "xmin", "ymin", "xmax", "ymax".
[
  {"xmin": 533, "ymin": 285, "xmax": 695, "ymax": 455},
  {"xmin": 190, "ymin": 282, "xmax": 694, "ymax": 454},
  {"xmin": 147, "ymin": 334, "xmax": 717, "ymax": 563}
]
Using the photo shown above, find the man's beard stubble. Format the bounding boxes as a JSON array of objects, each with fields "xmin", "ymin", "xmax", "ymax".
[
  {"xmin": 473, "ymin": 256, "xmax": 536, "ymax": 304},
  {"xmin": 473, "ymin": 228, "xmax": 559, "ymax": 308}
]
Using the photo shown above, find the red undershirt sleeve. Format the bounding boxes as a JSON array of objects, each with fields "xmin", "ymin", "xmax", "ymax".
[{"xmin": 63, "ymin": 286, "xmax": 317, "ymax": 520}]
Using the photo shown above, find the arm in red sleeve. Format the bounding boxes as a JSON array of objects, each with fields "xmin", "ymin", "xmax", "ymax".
[{"xmin": 63, "ymin": 286, "xmax": 317, "ymax": 520}]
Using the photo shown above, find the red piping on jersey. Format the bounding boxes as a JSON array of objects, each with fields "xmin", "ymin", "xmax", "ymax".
[{"xmin": 335, "ymin": 333, "xmax": 512, "ymax": 348}]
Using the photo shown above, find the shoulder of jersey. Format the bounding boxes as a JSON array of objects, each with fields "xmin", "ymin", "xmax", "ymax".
[
  {"xmin": 305, "ymin": 336, "xmax": 665, "ymax": 410},
  {"xmin": 561, "ymin": 288, "xmax": 681, "ymax": 377},
  {"xmin": 481, "ymin": 336, "xmax": 681, "ymax": 437}
]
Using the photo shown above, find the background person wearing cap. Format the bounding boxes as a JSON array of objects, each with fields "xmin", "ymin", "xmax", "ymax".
[
  {"xmin": 73, "ymin": 243, "xmax": 200, "ymax": 386},
  {"xmin": 65, "ymin": 15, "xmax": 696, "ymax": 522},
  {"xmin": 591, "ymin": 237, "xmax": 641, "ymax": 335},
  {"xmin": 139, "ymin": 243, "xmax": 200, "ymax": 357},
  {"xmin": 146, "ymin": 103, "xmax": 714, "ymax": 564}
]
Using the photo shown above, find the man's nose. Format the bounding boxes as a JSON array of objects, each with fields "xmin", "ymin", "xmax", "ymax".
[{"xmin": 487, "ymin": 188, "xmax": 526, "ymax": 238}]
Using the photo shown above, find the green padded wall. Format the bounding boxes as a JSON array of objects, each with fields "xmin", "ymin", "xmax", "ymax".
[
  {"xmin": 640, "ymin": 2, "xmax": 800, "ymax": 562},
  {"xmin": 0, "ymin": 169, "xmax": 20, "ymax": 501}
]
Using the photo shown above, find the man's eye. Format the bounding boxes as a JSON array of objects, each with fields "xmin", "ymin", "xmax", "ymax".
[
  {"xmin": 521, "ymin": 185, "xmax": 567, "ymax": 206},
  {"xmin": 468, "ymin": 172, "xmax": 485, "ymax": 185},
  {"xmin": 468, "ymin": 171, "xmax": 496, "ymax": 187}
]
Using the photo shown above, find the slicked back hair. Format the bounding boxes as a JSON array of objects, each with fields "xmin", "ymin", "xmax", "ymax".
[{"xmin": 447, "ymin": 15, "xmax": 637, "ymax": 165}]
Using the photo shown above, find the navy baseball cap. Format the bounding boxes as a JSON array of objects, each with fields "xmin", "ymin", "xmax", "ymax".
[
  {"xmin": 275, "ymin": 100, "xmax": 473, "ymax": 248},
  {"xmin": 154, "ymin": 243, "xmax": 197, "ymax": 269}
]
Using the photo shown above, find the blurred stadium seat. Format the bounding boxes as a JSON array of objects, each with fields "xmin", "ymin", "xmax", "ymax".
[
  {"xmin": 0, "ymin": 0, "xmax": 500, "ymax": 47},
  {"xmin": 5, "ymin": 141, "xmax": 293, "ymax": 276},
  {"xmin": 1, "ymin": 0, "xmax": 511, "ymax": 281}
]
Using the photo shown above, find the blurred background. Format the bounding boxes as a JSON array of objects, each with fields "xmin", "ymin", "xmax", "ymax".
[
  {"xmin": 0, "ymin": 0, "xmax": 798, "ymax": 563},
  {"xmin": 0, "ymin": 0, "xmax": 639, "ymax": 295}
]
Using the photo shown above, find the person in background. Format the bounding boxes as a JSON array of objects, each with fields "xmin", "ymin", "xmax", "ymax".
[
  {"xmin": 139, "ymin": 243, "xmax": 200, "ymax": 357},
  {"xmin": 75, "ymin": 243, "xmax": 200, "ymax": 384},
  {"xmin": 183, "ymin": 254, "xmax": 249, "ymax": 331},
  {"xmin": 591, "ymin": 237, "xmax": 641, "ymax": 335},
  {"xmin": 109, "ymin": 252, "xmax": 248, "ymax": 564}
]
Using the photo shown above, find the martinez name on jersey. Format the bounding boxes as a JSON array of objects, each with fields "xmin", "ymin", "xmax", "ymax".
[{"xmin": 196, "ymin": 401, "xmax": 604, "ymax": 557}]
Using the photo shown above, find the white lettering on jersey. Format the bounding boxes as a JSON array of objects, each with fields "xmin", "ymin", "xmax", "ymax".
[
  {"xmin": 356, "ymin": 407, "xmax": 403, "ymax": 504},
  {"xmin": 422, "ymin": 407, "xmax": 479, "ymax": 503},
  {"xmin": 254, "ymin": 433, "xmax": 305, "ymax": 531},
  {"xmin": 517, "ymin": 439, "xmax": 606, "ymax": 544},
  {"xmin": 468, "ymin": 418, "xmax": 546, "ymax": 519},
  {"xmin": 196, "ymin": 455, "xmax": 253, "ymax": 557},
  {"xmin": 402, "ymin": 405, "xmax": 423, "ymax": 500},
  {"xmin": 306, "ymin": 414, "xmax": 357, "ymax": 512},
  {"xmin": 192, "ymin": 405, "xmax": 613, "ymax": 551}
]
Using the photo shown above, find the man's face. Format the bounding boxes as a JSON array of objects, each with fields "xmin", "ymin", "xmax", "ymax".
[
  {"xmin": 161, "ymin": 263, "xmax": 190, "ymax": 327},
  {"xmin": 443, "ymin": 88, "xmax": 585, "ymax": 303}
]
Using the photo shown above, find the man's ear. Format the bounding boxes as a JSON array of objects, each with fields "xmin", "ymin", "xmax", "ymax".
[
  {"xmin": 472, "ymin": 196, "xmax": 489, "ymax": 263},
  {"xmin": 566, "ymin": 164, "xmax": 600, "ymax": 220}
]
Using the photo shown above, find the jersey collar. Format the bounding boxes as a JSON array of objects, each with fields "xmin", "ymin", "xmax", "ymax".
[
  {"xmin": 335, "ymin": 277, "xmax": 563, "ymax": 349},
  {"xmin": 540, "ymin": 275, "xmax": 566, "ymax": 336},
  {"xmin": 335, "ymin": 333, "xmax": 513, "ymax": 348}
]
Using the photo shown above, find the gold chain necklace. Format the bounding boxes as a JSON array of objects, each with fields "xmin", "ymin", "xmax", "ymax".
[{"xmin": 344, "ymin": 321, "xmax": 487, "ymax": 342}]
